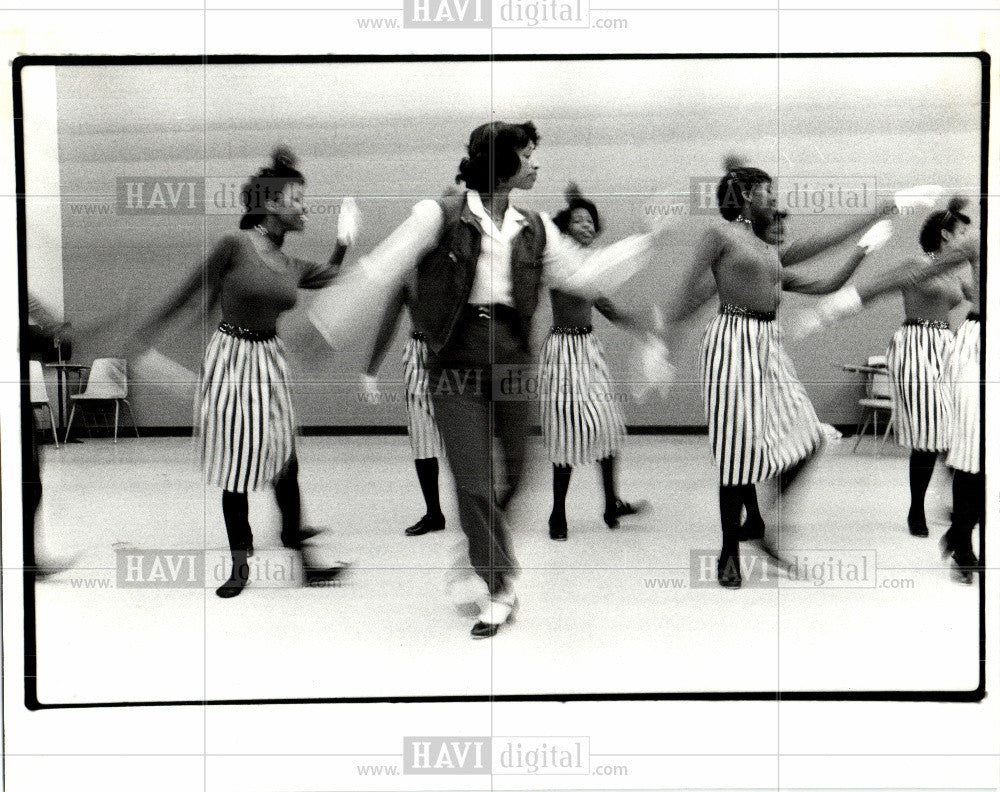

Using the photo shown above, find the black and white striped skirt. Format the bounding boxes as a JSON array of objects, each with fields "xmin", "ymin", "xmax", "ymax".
[
  {"xmin": 943, "ymin": 317, "xmax": 981, "ymax": 474},
  {"xmin": 700, "ymin": 306, "xmax": 823, "ymax": 486},
  {"xmin": 885, "ymin": 320, "xmax": 953, "ymax": 451},
  {"xmin": 402, "ymin": 333, "xmax": 443, "ymax": 460},
  {"xmin": 197, "ymin": 323, "xmax": 296, "ymax": 494},
  {"xmin": 538, "ymin": 326, "xmax": 626, "ymax": 467}
]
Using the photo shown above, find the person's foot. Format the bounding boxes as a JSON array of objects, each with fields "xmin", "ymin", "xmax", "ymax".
[
  {"xmin": 603, "ymin": 498, "xmax": 650, "ymax": 529},
  {"xmin": 404, "ymin": 513, "xmax": 446, "ymax": 537},
  {"xmin": 907, "ymin": 508, "xmax": 929, "ymax": 537},
  {"xmin": 216, "ymin": 551, "xmax": 250, "ymax": 598},
  {"xmin": 750, "ymin": 535, "xmax": 793, "ymax": 572},
  {"xmin": 280, "ymin": 526, "xmax": 320, "ymax": 549},
  {"xmin": 303, "ymin": 562, "xmax": 350, "ymax": 586},
  {"xmin": 738, "ymin": 517, "xmax": 766, "ymax": 542},
  {"xmin": 548, "ymin": 512, "xmax": 568, "ymax": 541},
  {"xmin": 31, "ymin": 552, "xmax": 82, "ymax": 580},
  {"xmin": 950, "ymin": 549, "xmax": 978, "ymax": 585},
  {"xmin": 471, "ymin": 595, "xmax": 518, "ymax": 639},
  {"xmin": 717, "ymin": 551, "xmax": 742, "ymax": 588}
]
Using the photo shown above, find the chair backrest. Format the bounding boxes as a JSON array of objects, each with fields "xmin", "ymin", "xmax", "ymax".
[
  {"xmin": 80, "ymin": 358, "xmax": 128, "ymax": 399},
  {"xmin": 869, "ymin": 371, "xmax": 892, "ymax": 398},
  {"xmin": 28, "ymin": 360, "xmax": 50, "ymax": 404}
]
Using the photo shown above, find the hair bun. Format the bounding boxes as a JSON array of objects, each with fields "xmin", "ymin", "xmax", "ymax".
[
  {"xmin": 947, "ymin": 195, "xmax": 969, "ymax": 214},
  {"xmin": 564, "ymin": 182, "xmax": 583, "ymax": 202},
  {"xmin": 271, "ymin": 145, "xmax": 297, "ymax": 170},
  {"xmin": 723, "ymin": 154, "xmax": 745, "ymax": 173}
]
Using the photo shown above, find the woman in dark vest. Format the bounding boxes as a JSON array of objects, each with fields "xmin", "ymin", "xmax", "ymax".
[
  {"xmin": 354, "ymin": 122, "xmax": 664, "ymax": 637},
  {"xmin": 130, "ymin": 148, "xmax": 358, "ymax": 597}
]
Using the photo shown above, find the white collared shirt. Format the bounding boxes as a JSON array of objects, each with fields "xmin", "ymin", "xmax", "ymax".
[
  {"xmin": 464, "ymin": 190, "xmax": 526, "ymax": 307},
  {"xmin": 349, "ymin": 192, "xmax": 651, "ymax": 301}
]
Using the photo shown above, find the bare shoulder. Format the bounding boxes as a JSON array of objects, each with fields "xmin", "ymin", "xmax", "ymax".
[{"xmin": 698, "ymin": 221, "xmax": 730, "ymax": 250}]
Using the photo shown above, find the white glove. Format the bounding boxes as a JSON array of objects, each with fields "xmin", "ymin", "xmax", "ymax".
[
  {"xmin": 362, "ymin": 374, "xmax": 381, "ymax": 403},
  {"xmin": 788, "ymin": 286, "xmax": 863, "ymax": 340},
  {"xmin": 894, "ymin": 185, "xmax": 944, "ymax": 212},
  {"xmin": 857, "ymin": 219, "xmax": 892, "ymax": 253},
  {"xmin": 631, "ymin": 335, "xmax": 676, "ymax": 402},
  {"xmin": 337, "ymin": 196, "xmax": 361, "ymax": 246},
  {"xmin": 816, "ymin": 285, "xmax": 862, "ymax": 324}
]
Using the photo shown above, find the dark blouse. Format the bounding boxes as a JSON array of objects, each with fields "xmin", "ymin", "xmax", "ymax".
[{"xmin": 151, "ymin": 231, "xmax": 341, "ymax": 337}]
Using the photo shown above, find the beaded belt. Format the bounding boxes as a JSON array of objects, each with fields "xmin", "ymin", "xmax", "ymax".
[
  {"xmin": 411, "ymin": 331, "xmax": 427, "ymax": 342},
  {"xmin": 720, "ymin": 304, "xmax": 776, "ymax": 322},
  {"xmin": 550, "ymin": 325, "xmax": 593, "ymax": 335},
  {"xmin": 904, "ymin": 318, "xmax": 950, "ymax": 330},
  {"xmin": 967, "ymin": 311, "xmax": 981, "ymax": 322},
  {"xmin": 218, "ymin": 322, "xmax": 276, "ymax": 342}
]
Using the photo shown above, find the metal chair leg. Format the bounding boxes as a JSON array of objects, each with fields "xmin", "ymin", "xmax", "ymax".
[
  {"xmin": 113, "ymin": 400, "xmax": 120, "ymax": 444},
  {"xmin": 122, "ymin": 399, "xmax": 140, "ymax": 438},
  {"xmin": 852, "ymin": 412, "xmax": 873, "ymax": 453},
  {"xmin": 881, "ymin": 412, "xmax": 894, "ymax": 445},
  {"xmin": 45, "ymin": 403, "xmax": 59, "ymax": 448},
  {"xmin": 64, "ymin": 403, "xmax": 77, "ymax": 444}
]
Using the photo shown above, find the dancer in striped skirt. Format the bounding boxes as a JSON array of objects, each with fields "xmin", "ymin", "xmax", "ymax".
[
  {"xmin": 926, "ymin": 200, "xmax": 982, "ymax": 582},
  {"xmin": 133, "ymin": 148, "xmax": 359, "ymax": 597},
  {"xmin": 365, "ymin": 276, "xmax": 446, "ymax": 536},
  {"xmin": 541, "ymin": 185, "xmax": 648, "ymax": 541},
  {"xmin": 884, "ymin": 204, "xmax": 970, "ymax": 537},
  {"xmin": 671, "ymin": 158, "xmax": 897, "ymax": 588},
  {"xmin": 795, "ymin": 196, "xmax": 981, "ymax": 582}
]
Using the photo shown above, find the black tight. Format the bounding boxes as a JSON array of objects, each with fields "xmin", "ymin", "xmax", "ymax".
[
  {"xmin": 414, "ymin": 457, "xmax": 443, "ymax": 517},
  {"xmin": 220, "ymin": 452, "xmax": 303, "ymax": 553},
  {"xmin": 946, "ymin": 470, "xmax": 984, "ymax": 559},
  {"xmin": 907, "ymin": 450, "xmax": 937, "ymax": 526}
]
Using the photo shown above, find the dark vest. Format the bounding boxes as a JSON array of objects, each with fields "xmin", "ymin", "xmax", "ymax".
[{"xmin": 411, "ymin": 192, "xmax": 547, "ymax": 354}]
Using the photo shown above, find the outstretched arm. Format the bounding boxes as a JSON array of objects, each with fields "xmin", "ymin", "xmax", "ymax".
[
  {"xmin": 365, "ymin": 284, "xmax": 408, "ymax": 377},
  {"xmin": 133, "ymin": 234, "xmax": 235, "ymax": 344},
  {"xmin": 298, "ymin": 197, "xmax": 361, "ymax": 288},
  {"xmin": 788, "ymin": 230, "xmax": 979, "ymax": 338},
  {"xmin": 779, "ymin": 200, "xmax": 892, "ymax": 266},
  {"xmin": 667, "ymin": 225, "xmax": 722, "ymax": 324},
  {"xmin": 297, "ymin": 241, "xmax": 351, "ymax": 289},
  {"xmin": 857, "ymin": 232, "xmax": 979, "ymax": 304},
  {"xmin": 593, "ymin": 297, "xmax": 656, "ymax": 336},
  {"xmin": 782, "ymin": 246, "xmax": 867, "ymax": 295}
]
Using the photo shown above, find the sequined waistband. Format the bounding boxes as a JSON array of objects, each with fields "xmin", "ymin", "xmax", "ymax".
[
  {"xmin": 411, "ymin": 331, "xmax": 427, "ymax": 342},
  {"xmin": 218, "ymin": 322, "xmax": 277, "ymax": 342},
  {"xmin": 549, "ymin": 325, "xmax": 593, "ymax": 335},
  {"xmin": 720, "ymin": 304, "xmax": 776, "ymax": 322},
  {"xmin": 904, "ymin": 318, "xmax": 950, "ymax": 330}
]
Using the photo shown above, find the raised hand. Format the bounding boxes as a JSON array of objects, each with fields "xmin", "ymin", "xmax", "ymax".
[
  {"xmin": 857, "ymin": 219, "xmax": 893, "ymax": 254},
  {"xmin": 337, "ymin": 197, "xmax": 361, "ymax": 247}
]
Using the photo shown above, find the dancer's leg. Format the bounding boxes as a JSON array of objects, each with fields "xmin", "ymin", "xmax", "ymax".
[
  {"xmin": 906, "ymin": 450, "xmax": 937, "ymax": 536},
  {"xmin": 718, "ymin": 485, "xmax": 744, "ymax": 588},
  {"xmin": 217, "ymin": 490, "xmax": 252, "ymax": 598},
  {"xmin": 549, "ymin": 464, "xmax": 572, "ymax": 540},
  {"xmin": 405, "ymin": 457, "xmax": 446, "ymax": 535}
]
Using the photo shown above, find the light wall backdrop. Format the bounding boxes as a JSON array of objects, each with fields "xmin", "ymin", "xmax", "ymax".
[{"xmin": 30, "ymin": 56, "xmax": 982, "ymax": 427}]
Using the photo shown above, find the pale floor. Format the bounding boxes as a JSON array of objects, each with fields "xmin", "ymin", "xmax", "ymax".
[{"xmin": 29, "ymin": 434, "xmax": 980, "ymax": 704}]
